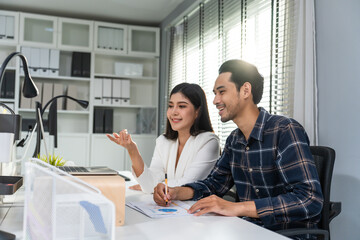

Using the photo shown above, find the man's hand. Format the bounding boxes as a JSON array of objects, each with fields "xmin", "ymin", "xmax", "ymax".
[
  {"xmin": 188, "ymin": 195, "xmax": 259, "ymax": 218},
  {"xmin": 188, "ymin": 195, "xmax": 239, "ymax": 216}
]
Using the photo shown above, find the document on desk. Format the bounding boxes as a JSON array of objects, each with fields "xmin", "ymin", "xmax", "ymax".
[{"xmin": 126, "ymin": 200, "xmax": 191, "ymax": 218}]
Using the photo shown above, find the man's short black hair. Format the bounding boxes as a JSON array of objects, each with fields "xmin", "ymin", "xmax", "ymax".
[{"xmin": 218, "ymin": 59, "xmax": 264, "ymax": 104}]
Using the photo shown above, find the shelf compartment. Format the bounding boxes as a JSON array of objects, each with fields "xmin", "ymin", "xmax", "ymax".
[
  {"xmin": 94, "ymin": 54, "xmax": 158, "ymax": 78},
  {"xmin": 19, "ymin": 110, "xmax": 89, "ymax": 133},
  {"xmin": 93, "ymin": 107, "xmax": 156, "ymax": 135}
]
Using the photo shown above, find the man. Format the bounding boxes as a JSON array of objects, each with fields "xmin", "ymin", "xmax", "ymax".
[{"xmin": 154, "ymin": 59, "xmax": 323, "ymax": 233}]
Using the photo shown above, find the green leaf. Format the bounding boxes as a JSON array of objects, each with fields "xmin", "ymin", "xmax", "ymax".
[{"xmin": 38, "ymin": 154, "xmax": 67, "ymax": 166}]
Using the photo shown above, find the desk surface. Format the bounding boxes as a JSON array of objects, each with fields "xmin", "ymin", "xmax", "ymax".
[{"xmin": 0, "ymin": 171, "xmax": 288, "ymax": 240}]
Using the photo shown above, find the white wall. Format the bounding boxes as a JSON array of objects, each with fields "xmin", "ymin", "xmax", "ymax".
[{"xmin": 315, "ymin": 0, "xmax": 360, "ymax": 239}]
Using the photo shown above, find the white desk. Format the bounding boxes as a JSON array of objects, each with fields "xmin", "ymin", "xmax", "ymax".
[{"xmin": 0, "ymin": 171, "xmax": 288, "ymax": 239}]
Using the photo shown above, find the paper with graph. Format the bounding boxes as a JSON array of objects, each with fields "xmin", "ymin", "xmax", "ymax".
[{"xmin": 126, "ymin": 200, "xmax": 192, "ymax": 218}]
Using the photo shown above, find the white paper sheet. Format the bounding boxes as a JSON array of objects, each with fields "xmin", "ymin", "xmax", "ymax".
[{"xmin": 126, "ymin": 200, "xmax": 191, "ymax": 218}]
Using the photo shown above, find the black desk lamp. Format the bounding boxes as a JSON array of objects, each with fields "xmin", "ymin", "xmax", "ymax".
[
  {"xmin": 0, "ymin": 52, "xmax": 39, "ymax": 240},
  {"xmin": 0, "ymin": 52, "xmax": 38, "ymax": 98},
  {"xmin": 32, "ymin": 95, "xmax": 89, "ymax": 157}
]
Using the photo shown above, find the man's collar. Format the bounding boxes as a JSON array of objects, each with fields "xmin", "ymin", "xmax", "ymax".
[{"xmin": 248, "ymin": 107, "xmax": 269, "ymax": 142}]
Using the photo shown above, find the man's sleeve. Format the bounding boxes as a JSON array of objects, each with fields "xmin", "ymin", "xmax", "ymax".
[
  {"xmin": 184, "ymin": 136, "xmax": 234, "ymax": 201},
  {"xmin": 254, "ymin": 121, "xmax": 324, "ymax": 227}
]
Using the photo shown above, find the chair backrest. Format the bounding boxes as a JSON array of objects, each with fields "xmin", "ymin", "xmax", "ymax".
[{"xmin": 310, "ymin": 146, "xmax": 336, "ymax": 232}]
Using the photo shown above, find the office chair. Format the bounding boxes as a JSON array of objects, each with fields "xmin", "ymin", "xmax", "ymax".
[{"xmin": 277, "ymin": 146, "xmax": 342, "ymax": 240}]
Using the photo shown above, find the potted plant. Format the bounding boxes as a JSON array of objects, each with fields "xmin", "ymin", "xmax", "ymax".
[{"xmin": 37, "ymin": 154, "xmax": 67, "ymax": 166}]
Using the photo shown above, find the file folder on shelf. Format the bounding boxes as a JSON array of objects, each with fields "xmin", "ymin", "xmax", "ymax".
[
  {"xmin": 0, "ymin": 71, "xmax": 15, "ymax": 99},
  {"xmin": 66, "ymin": 84, "xmax": 78, "ymax": 110},
  {"xmin": 104, "ymin": 109, "xmax": 113, "ymax": 133},
  {"xmin": 111, "ymin": 79, "xmax": 121, "ymax": 106},
  {"xmin": 20, "ymin": 47, "xmax": 31, "ymax": 75},
  {"xmin": 71, "ymin": 52, "xmax": 82, "ymax": 77},
  {"xmin": 39, "ymin": 48, "xmax": 50, "ymax": 76},
  {"xmin": 53, "ymin": 83, "xmax": 64, "ymax": 110},
  {"xmin": 20, "ymin": 81, "xmax": 31, "ymax": 109},
  {"xmin": 30, "ymin": 47, "xmax": 40, "ymax": 76},
  {"xmin": 49, "ymin": 49, "xmax": 60, "ymax": 76},
  {"xmin": 0, "ymin": 16, "xmax": 5, "ymax": 38},
  {"xmin": 42, "ymin": 82, "xmax": 53, "ymax": 106},
  {"xmin": 94, "ymin": 78, "xmax": 103, "ymax": 105},
  {"xmin": 102, "ymin": 78, "xmax": 112, "ymax": 105},
  {"xmin": 5, "ymin": 16, "xmax": 14, "ymax": 39},
  {"xmin": 93, "ymin": 108, "xmax": 105, "ymax": 133},
  {"xmin": 121, "ymin": 79, "xmax": 130, "ymax": 105},
  {"xmin": 81, "ymin": 52, "xmax": 91, "ymax": 77}
]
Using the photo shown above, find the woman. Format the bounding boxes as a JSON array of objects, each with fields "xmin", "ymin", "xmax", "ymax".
[{"xmin": 107, "ymin": 83, "xmax": 220, "ymax": 193}]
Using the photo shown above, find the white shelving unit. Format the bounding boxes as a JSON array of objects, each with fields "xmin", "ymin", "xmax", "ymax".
[{"xmin": 0, "ymin": 10, "xmax": 159, "ymax": 170}]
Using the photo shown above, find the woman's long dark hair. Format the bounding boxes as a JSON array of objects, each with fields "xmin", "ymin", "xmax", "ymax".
[{"xmin": 164, "ymin": 83, "xmax": 213, "ymax": 140}]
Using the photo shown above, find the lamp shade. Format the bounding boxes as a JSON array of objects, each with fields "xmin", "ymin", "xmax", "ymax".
[
  {"xmin": 77, "ymin": 99, "xmax": 89, "ymax": 109},
  {"xmin": 22, "ymin": 74, "xmax": 38, "ymax": 98}
]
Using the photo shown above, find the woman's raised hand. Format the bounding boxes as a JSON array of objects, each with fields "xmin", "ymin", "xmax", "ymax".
[{"xmin": 106, "ymin": 129, "xmax": 135, "ymax": 150}]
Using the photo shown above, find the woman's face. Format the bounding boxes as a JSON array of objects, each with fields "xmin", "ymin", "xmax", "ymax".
[{"xmin": 167, "ymin": 92, "xmax": 198, "ymax": 134}]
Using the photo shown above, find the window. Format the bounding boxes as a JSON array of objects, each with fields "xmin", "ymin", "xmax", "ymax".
[{"xmin": 166, "ymin": 0, "xmax": 297, "ymax": 147}]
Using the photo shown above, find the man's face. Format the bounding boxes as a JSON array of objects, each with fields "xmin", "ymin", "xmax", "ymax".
[{"xmin": 213, "ymin": 72, "xmax": 242, "ymax": 122}]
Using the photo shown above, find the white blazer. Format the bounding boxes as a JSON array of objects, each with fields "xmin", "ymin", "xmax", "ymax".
[{"xmin": 134, "ymin": 132, "xmax": 220, "ymax": 193}]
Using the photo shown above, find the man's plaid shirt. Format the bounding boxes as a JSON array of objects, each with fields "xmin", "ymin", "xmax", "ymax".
[{"xmin": 185, "ymin": 107, "xmax": 323, "ymax": 230}]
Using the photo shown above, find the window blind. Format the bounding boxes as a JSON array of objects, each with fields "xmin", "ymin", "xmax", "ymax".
[{"xmin": 166, "ymin": 0, "xmax": 297, "ymax": 148}]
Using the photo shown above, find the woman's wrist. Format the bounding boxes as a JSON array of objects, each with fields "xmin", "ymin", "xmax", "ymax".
[{"xmin": 126, "ymin": 142, "xmax": 138, "ymax": 153}]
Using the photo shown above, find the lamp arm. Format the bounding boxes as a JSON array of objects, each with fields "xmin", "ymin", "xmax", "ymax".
[
  {"xmin": 41, "ymin": 95, "xmax": 85, "ymax": 115},
  {"xmin": 0, "ymin": 52, "xmax": 31, "ymax": 91},
  {"xmin": 33, "ymin": 95, "xmax": 88, "ymax": 157},
  {"xmin": 12, "ymin": 123, "xmax": 37, "ymax": 163},
  {"xmin": 0, "ymin": 103, "xmax": 15, "ymax": 114}
]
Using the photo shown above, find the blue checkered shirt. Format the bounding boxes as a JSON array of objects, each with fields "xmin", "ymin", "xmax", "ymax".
[{"xmin": 185, "ymin": 107, "xmax": 323, "ymax": 230}]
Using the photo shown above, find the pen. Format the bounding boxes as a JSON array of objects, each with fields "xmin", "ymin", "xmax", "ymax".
[{"xmin": 165, "ymin": 173, "xmax": 168, "ymax": 206}]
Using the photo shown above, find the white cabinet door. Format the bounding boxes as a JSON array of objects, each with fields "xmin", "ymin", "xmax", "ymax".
[
  {"xmin": 0, "ymin": 10, "xmax": 19, "ymax": 45},
  {"xmin": 128, "ymin": 25, "xmax": 159, "ymax": 56},
  {"xmin": 90, "ymin": 134, "xmax": 126, "ymax": 171},
  {"xmin": 20, "ymin": 13, "xmax": 57, "ymax": 48},
  {"xmin": 94, "ymin": 21, "xmax": 127, "ymax": 54},
  {"xmin": 124, "ymin": 135, "xmax": 156, "ymax": 171},
  {"xmin": 53, "ymin": 133, "xmax": 90, "ymax": 166},
  {"xmin": 58, "ymin": 17, "xmax": 93, "ymax": 51}
]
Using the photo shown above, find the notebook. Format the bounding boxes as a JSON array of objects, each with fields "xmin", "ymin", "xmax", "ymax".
[{"xmin": 58, "ymin": 166, "xmax": 131, "ymax": 181}]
